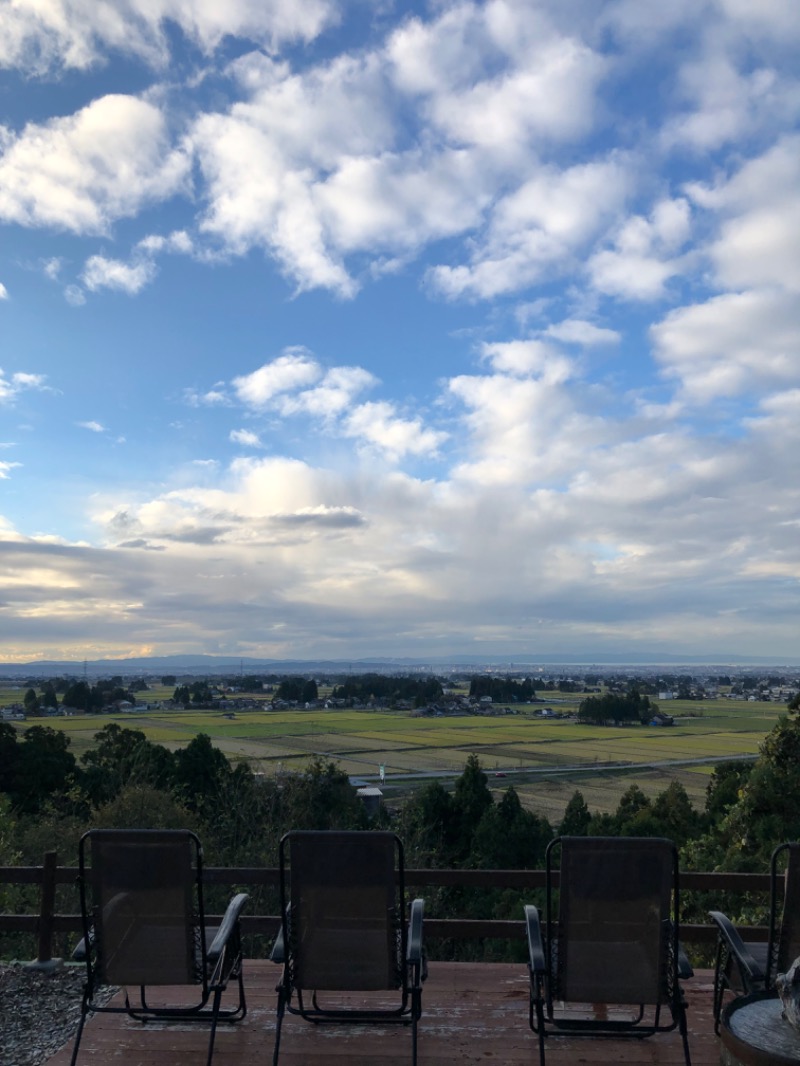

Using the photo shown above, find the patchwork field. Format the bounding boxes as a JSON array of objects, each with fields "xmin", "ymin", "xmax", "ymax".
[{"xmin": 4, "ymin": 694, "xmax": 786, "ymax": 822}]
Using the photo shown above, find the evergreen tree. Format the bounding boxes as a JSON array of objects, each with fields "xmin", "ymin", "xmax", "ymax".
[{"xmin": 559, "ymin": 790, "xmax": 591, "ymax": 836}]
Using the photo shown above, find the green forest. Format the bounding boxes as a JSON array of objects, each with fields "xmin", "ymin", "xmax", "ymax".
[{"xmin": 1, "ymin": 689, "xmax": 799, "ymax": 961}]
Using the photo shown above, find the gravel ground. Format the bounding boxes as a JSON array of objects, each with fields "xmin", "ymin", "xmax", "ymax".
[{"xmin": 0, "ymin": 963, "xmax": 115, "ymax": 1066}]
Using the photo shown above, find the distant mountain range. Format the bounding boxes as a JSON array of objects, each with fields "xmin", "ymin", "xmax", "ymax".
[{"xmin": 0, "ymin": 652, "xmax": 797, "ymax": 679}]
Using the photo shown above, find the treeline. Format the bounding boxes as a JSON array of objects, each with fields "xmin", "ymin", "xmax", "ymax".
[
  {"xmin": 577, "ymin": 690, "xmax": 655, "ymax": 724},
  {"xmin": 469, "ymin": 676, "xmax": 538, "ymax": 702},
  {"xmin": 17, "ymin": 678, "xmax": 146, "ymax": 715},
  {"xmin": 331, "ymin": 674, "xmax": 444, "ymax": 706}
]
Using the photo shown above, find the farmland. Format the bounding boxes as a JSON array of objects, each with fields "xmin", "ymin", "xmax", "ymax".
[{"xmin": 3, "ymin": 691, "xmax": 785, "ymax": 824}]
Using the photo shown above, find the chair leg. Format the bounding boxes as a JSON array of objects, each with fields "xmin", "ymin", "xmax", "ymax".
[
  {"xmin": 679, "ymin": 1009, "xmax": 692, "ymax": 1066},
  {"xmin": 69, "ymin": 997, "xmax": 90, "ymax": 1066},
  {"xmin": 273, "ymin": 985, "xmax": 287, "ymax": 1066},
  {"xmin": 535, "ymin": 1001, "xmax": 545, "ymax": 1066},
  {"xmin": 205, "ymin": 986, "xmax": 224, "ymax": 1066},
  {"xmin": 528, "ymin": 983, "xmax": 546, "ymax": 1066}
]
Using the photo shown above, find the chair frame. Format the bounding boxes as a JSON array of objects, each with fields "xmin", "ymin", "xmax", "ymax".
[
  {"xmin": 526, "ymin": 835, "xmax": 692, "ymax": 1066},
  {"xmin": 271, "ymin": 830, "xmax": 425, "ymax": 1066},
  {"xmin": 709, "ymin": 841, "xmax": 800, "ymax": 1033},
  {"xmin": 71, "ymin": 828, "xmax": 248, "ymax": 1066}
]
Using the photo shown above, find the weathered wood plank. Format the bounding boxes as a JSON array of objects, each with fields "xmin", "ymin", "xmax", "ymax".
[{"xmin": 46, "ymin": 963, "xmax": 721, "ymax": 1066}]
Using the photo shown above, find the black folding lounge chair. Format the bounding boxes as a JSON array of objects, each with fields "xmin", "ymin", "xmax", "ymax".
[
  {"xmin": 271, "ymin": 830, "xmax": 425, "ymax": 1065},
  {"xmin": 525, "ymin": 835, "xmax": 692, "ymax": 1066},
  {"xmin": 71, "ymin": 828, "xmax": 248, "ymax": 1066},
  {"xmin": 709, "ymin": 841, "xmax": 800, "ymax": 1033}
]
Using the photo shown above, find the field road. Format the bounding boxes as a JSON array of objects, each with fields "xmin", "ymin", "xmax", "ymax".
[{"xmin": 348, "ymin": 751, "xmax": 757, "ymax": 788}]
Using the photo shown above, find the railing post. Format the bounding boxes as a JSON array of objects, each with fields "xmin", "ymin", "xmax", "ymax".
[{"xmin": 34, "ymin": 850, "xmax": 59, "ymax": 969}]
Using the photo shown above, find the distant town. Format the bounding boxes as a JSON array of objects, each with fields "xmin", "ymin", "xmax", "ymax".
[{"xmin": 2, "ymin": 665, "xmax": 798, "ymax": 722}]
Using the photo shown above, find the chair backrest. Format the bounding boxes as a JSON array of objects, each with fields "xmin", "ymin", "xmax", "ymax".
[
  {"xmin": 280, "ymin": 830, "xmax": 403, "ymax": 992},
  {"xmin": 80, "ymin": 829, "xmax": 203, "ymax": 987},
  {"xmin": 548, "ymin": 836, "xmax": 677, "ymax": 1006},
  {"xmin": 773, "ymin": 842, "xmax": 800, "ymax": 979}
]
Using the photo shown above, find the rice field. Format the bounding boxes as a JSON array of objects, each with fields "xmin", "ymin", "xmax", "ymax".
[{"xmin": 4, "ymin": 694, "xmax": 787, "ymax": 822}]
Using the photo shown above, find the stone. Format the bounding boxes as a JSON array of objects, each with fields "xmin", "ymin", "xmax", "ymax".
[{"xmin": 776, "ymin": 955, "xmax": 800, "ymax": 1032}]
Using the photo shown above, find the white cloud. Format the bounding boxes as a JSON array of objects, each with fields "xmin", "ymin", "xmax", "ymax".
[
  {"xmin": 651, "ymin": 288, "xmax": 800, "ymax": 402},
  {"xmin": 82, "ymin": 255, "xmax": 156, "ymax": 295},
  {"xmin": 388, "ymin": 3, "xmax": 606, "ymax": 146},
  {"xmin": 136, "ymin": 230, "xmax": 194, "ymax": 256},
  {"xmin": 184, "ymin": 387, "xmax": 230, "ymax": 407},
  {"xmin": 225, "ymin": 354, "xmax": 443, "ymax": 461},
  {"xmin": 0, "ymin": 282, "xmax": 8, "ymax": 300},
  {"xmin": 0, "ymin": 460, "xmax": 22, "ymax": 478},
  {"xmin": 587, "ymin": 198, "xmax": 691, "ymax": 301},
  {"xmin": 0, "ymin": 95, "xmax": 189, "ymax": 234},
  {"xmin": 428, "ymin": 158, "xmax": 631, "ymax": 300},
  {"xmin": 64, "ymin": 285, "xmax": 86, "ymax": 306},
  {"xmin": 447, "ymin": 367, "xmax": 598, "ymax": 487},
  {"xmin": 233, "ymin": 350, "xmax": 322, "ymax": 407},
  {"xmin": 543, "ymin": 320, "xmax": 621, "ymax": 346},
  {"xmin": 480, "ymin": 340, "xmax": 573, "ymax": 382},
  {"xmin": 77, "ymin": 420, "xmax": 105, "ymax": 433},
  {"xmin": 662, "ymin": 53, "xmax": 799, "ymax": 151},
  {"xmin": 0, "ymin": 370, "xmax": 48, "ymax": 403},
  {"xmin": 688, "ymin": 136, "xmax": 800, "ymax": 294},
  {"xmin": 277, "ymin": 366, "xmax": 377, "ymax": 419},
  {"xmin": 0, "ymin": 0, "xmax": 337, "ymax": 74},
  {"xmin": 184, "ymin": 2, "xmax": 615, "ymax": 296},
  {"xmin": 230, "ymin": 429, "xmax": 262, "ymax": 447},
  {"xmin": 343, "ymin": 401, "xmax": 447, "ymax": 461}
]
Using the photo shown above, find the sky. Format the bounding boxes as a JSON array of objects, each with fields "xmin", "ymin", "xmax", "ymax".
[{"xmin": 0, "ymin": 0, "xmax": 799, "ymax": 666}]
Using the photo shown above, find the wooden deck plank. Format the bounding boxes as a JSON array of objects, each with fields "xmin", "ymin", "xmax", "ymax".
[{"xmin": 46, "ymin": 963, "xmax": 721, "ymax": 1066}]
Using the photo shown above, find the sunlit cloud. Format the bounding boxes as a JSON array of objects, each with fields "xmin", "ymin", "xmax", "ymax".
[{"xmin": 82, "ymin": 254, "xmax": 157, "ymax": 294}]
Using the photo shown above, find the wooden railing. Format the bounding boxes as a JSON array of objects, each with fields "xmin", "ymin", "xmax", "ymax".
[{"xmin": 0, "ymin": 854, "xmax": 774, "ymax": 964}]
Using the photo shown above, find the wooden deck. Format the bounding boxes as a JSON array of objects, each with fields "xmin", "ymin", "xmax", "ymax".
[{"xmin": 46, "ymin": 963, "xmax": 721, "ymax": 1066}]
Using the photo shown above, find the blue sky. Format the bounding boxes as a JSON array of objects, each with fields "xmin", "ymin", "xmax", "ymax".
[{"xmin": 1, "ymin": 0, "xmax": 799, "ymax": 664}]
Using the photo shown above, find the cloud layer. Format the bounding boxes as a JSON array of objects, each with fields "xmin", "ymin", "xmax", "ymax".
[{"xmin": 1, "ymin": 0, "xmax": 799, "ymax": 661}]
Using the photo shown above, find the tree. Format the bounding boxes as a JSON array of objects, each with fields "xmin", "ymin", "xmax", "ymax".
[
  {"xmin": 62, "ymin": 681, "xmax": 104, "ymax": 712},
  {"xmin": 705, "ymin": 761, "xmax": 752, "ymax": 824},
  {"xmin": 0, "ymin": 723, "xmax": 18, "ymax": 793},
  {"xmin": 650, "ymin": 781, "xmax": 701, "ymax": 847},
  {"xmin": 92, "ymin": 784, "xmax": 196, "ymax": 831},
  {"xmin": 23, "ymin": 688, "xmax": 40, "ymax": 715},
  {"xmin": 7, "ymin": 726, "xmax": 77, "ymax": 814},
  {"xmin": 399, "ymin": 781, "xmax": 457, "ymax": 865},
  {"xmin": 451, "ymin": 755, "xmax": 493, "ymax": 861},
  {"xmin": 41, "ymin": 683, "xmax": 59, "ymax": 710},
  {"xmin": 560, "ymin": 790, "xmax": 591, "ymax": 836},
  {"xmin": 724, "ymin": 714, "xmax": 800, "ymax": 863},
  {"xmin": 280, "ymin": 757, "xmax": 367, "ymax": 831},
  {"xmin": 81, "ymin": 723, "xmax": 174, "ymax": 806},
  {"xmin": 578, "ymin": 691, "xmax": 653, "ymax": 725},
  {"xmin": 471, "ymin": 787, "xmax": 552, "ymax": 869},
  {"xmin": 301, "ymin": 679, "xmax": 319, "ymax": 703},
  {"xmin": 172, "ymin": 733, "xmax": 230, "ymax": 813}
]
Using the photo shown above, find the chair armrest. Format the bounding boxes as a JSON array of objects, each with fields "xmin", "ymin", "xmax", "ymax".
[
  {"xmin": 709, "ymin": 909, "xmax": 766, "ymax": 985},
  {"xmin": 525, "ymin": 904, "xmax": 546, "ymax": 974},
  {"xmin": 270, "ymin": 904, "xmax": 291, "ymax": 965},
  {"xmin": 677, "ymin": 943, "xmax": 694, "ymax": 980},
  {"xmin": 270, "ymin": 926, "xmax": 285, "ymax": 965},
  {"xmin": 207, "ymin": 893, "xmax": 249, "ymax": 962},
  {"xmin": 407, "ymin": 898, "xmax": 424, "ymax": 965}
]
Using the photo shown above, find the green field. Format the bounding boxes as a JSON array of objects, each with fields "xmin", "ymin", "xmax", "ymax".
[{"xmin": 3, "ymin": 693, "xmax": 785, "ymax": 824}]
